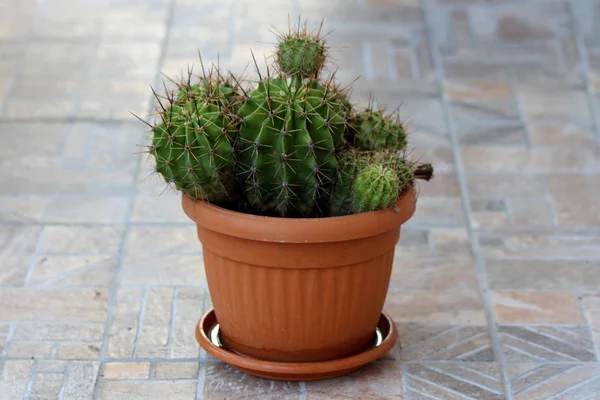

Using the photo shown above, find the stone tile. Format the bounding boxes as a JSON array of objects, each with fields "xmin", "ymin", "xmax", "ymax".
[
  {"xmin": 479, "ymin": 229, "xmax": 600, "ymax": 259},
  {"xmin": 0, "ymin": 226, "xmax": 40, "ymax": 285},
  {"xmin": 305, "ymin": 361, "xmax": 402, "ymax": 399},
  {"xmin": 56, "ymin": 342, "xmax": 102, "ymax": 360},
  {"xmin": 456, "ymin": 121, "xmax": 528, "ymax": 146},
  {"xmin": 460, "ymin": 146, "xmax": 599, "ymax": 173},
  {"xmin": 121, "ymin": 254, "xmax": 206, "ymax": 286},
  {"xmin": 13, "ymin": 323, "xmax": 104, "ymax": 342},
  {"xmin": 39, "ymin": 226, "xmax": 123, "ymax": 255},
  {"xmin": 136, "ymin": 288, "xmax": 174, "ymax": 356},
  {"xmin": 106, "ymin": 289, "xmax": 143, "ymax": 359},
  {"xmin": 446, "ymin": 81, "xmax": 513, "ymax": 101},
  {"xmin": 7, "ymin": 342, "xmax": 53, "ymax": 359},
  {"xmin": 507, "ymin": 363, "xmax": 600, "ymax": 400},
  {"xmin": 581, "ymin": 293, "xmax": 600, "ymax": 358},
  {"xmin": 203, "ymin": 363, "xmax": 299, "ymax": 399},
  {"xmin": 547, "ymin": 175, "xmax": 600, "ymax": 226},
  {"xmin": 414, "ymin": 171, "xmax": 460, "ymax": 197},
  {"xmin": 0, "ymin": 288, "xmax": 108, "ymax": 322},
  {"xmin": 131, "ymin": 193, "xmax": 189, "ymax": 222},
  {"xmin": 22, "ymin": 42, "xmax": 97, "ymax": 77},
  {"xmin": 467, "ymin": 173, "xmax": 547, "ymax": 198},
  {"xmin": 0, "ymin": 360, "xmax": 35, "ymax": 400},
  {"xmin": 410, "ymin": 197, "xmax": 465, "ymax": 226},
  {"xmin": 104, "ymin": 362, "xmax": 150, "ymax": 380},
  {"xmin": 44, "ymin": 196, "xmax": 129, "ymax": 223},
  {"xmin": 390, "ymin": 258, "xmax": 478, "ymax": 291},
  {"xmin": 36, "ymin": 360, "xmax": 68, "ymax": 373},
  {"xmin": 430, "ymin": 228, "xmax": 472, "ymax": 258},
  {"xmin": 29, "ymin": 256, "xmax": 117, "ymax": 287},
  {"xmin": 499, "ymin": 325, "xmax": 595, "ymax": 362},
  {"xmin": 0, "ymin": 196, "xmax": 47, "ymax": 223},
  {"xmin": 530, "ymin": 123, "xmax": 596, "ymax": 146},
  {"xmin": 31, "ymin": 373, "xmax": 63, "ymax": 399},
  {"xmin": 126, "ymin": 226, "xmax": 199, "ymax": 255},
  {"xmin": 396, "ymin": 229, "xmax": 431, "ymax": 258},
  {"xmin": 100, "ymin": 380, "xmax": 197, "ymax": 400},
  {"xmin": 154, "ymin": 362, "xmax": 199, "ymax": 380},
  {"xmin": 508, "ymin": 197, "xmax": 555, "ymax": 226},
  {"xmin": 62, "ymin": 361, "xmax": 100, "ymax": 400},
  {"xmin": 0, "ymin": 123, "xmax": 65, "ymax": 169},
  {"xmin": 397, "ymin": 324, "xmax": 493, "ymax": 361},
  {"xmin": 491, "ymin": 291, "xmax": 585, "ymax": 324},
  {"xmin": 488, "ymin": 259, "xmax": 600, "ymax": 291},
  {"xmin": 172, "ymin": 288, "xmax": 204, "ymax": 358},
  {"xmin": 519, "ymin": 83, "xmax": 591, "ymax": 124},
  {"xmin": 386, "ymin": 289, "xmax": 486, "ymax": 324},
  {"xmin": 405, "ymin": 363, "xmax": 504, "ymax": 400}
]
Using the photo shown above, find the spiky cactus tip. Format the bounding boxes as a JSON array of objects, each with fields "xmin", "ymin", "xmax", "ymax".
[
  {"xmin": 352, "ymin": 164, "xmax": 401, "ymax": 213},
  {"xmin": 274, "ymin": 23, "xmax": 327, "ymax": 79},
  {"xmin": 351, "ymin": 108, "xmax": 407, "ymax": 151},
  {"xmin": 150, "ymin": 70, "xmax": 241, "ymax": 203},
  {"xmin": 237, "ymin": 75, "xmax": 351, "ymax": 217}
]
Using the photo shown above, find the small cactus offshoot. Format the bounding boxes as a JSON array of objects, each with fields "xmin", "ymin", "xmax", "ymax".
[
  {"xmin": 136, "ymin": 19, "xmax": 434, "ymax": 217},
  {"xmin": 351, "ymin": 108, "xmax": 407, "ymax": 151},
  {"xmin": 274, "ymin": 21, "xmax": 327, "ymax": 79}
]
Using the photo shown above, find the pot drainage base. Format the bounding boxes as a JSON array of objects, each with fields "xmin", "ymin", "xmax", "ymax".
[{"xmin": 195, "ymin": 309, "xmax": 398, "ymax": 381}]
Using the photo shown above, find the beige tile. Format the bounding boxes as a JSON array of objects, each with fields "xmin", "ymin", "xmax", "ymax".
[
  {"xmin": 14, "ymin": 323, "xmax": 104, "ymax": 342},
  {"xmin": 126, "ymin": 226, "xmax": 199, "ymax": 255},
  {"xmin": 62, "ymin": 361, "xmax": 99, "ymax": 400},
  {"xmin": 154, "ymin": 362, "xmax": 199, "ymax": 380},
  {"xmin": 0, "ymin": 360, "xmax": 35, "ymax": 400},
  {"xmin": 31, "ymin": 373, "xmax": 63, "ymax": 398},
  {"xmin": 131, "ymin": 193, "xmax": 188, "ymax": 222},
  {"xmin": 306, "ymin": 361, "xmax": 403, "ymax": 399},
  {"xmin": 121, "ymin": 254, "xmax": 206, "ymax": 286},
  {"xmin": 100, "ymin": 380, "xmax": 196, "ymax": 400},
  {"xmin": 203, "ymin": 363, "xmax": 299, "ymax": 399},
  {"xmin": 0, "ymin": 288, "xmax": 108, "ymax": 322},
  {"xmin": 29, "ymin": 256, "xmax": 117, "ymax": 287},
  {"xmin": 44, "ymin": 196, "xmax": 129, "ymax": 223},
  {"xmin": 386, "ymin": 290, "xmax": 486, "ymax": 324},
  {"xmin": 137, "ymin": 288, "xmax": 173, "ymax": 351},
  {"xmin": 446, "ymin": 81, "xmax": 513, "ymax": 100},
  {"xmin": 547, "ymin": 175, "xmax": 600, "ymax": 226},
  {"xmin": 0, "ymin": 196, "xmax": 47, "ymax": 223},
  {"xmin": 172, "ymin": 288, "xmax": 205, "ymax": 358},
  {"xmin": 390, "ymin": 258, "xmax": 478, "ymax": 291},
  {"xmin": 530, "ymin": 123, "xmax": 596, "ymax": 146},
  {"xmin": 36, "ymin": 360, "xmax": 68, "ymax": 373},
  {"xmin": 56, "ymin": 342, "xmax": 102, "ymax": 360},
  {"xmin": 106, "ymin": 296, "xmax": 143, "ymax": 359},
  {"xmin": 0, "ymin": 226, "xmax": 40, "ymax": 285},
  {"xmin": 104, "ymin": 362, "xmax": 150, "ymax": 380},
  {"xmin": 492, "ymin": 291, "xmax": 584, "ymax": 324},
  {"xmin": 7, "ymin": 342, "xmax": 53, "ymax": 358},
  {"xmin": 39, "ymin": 226, "xmax": 123, "ymax": 254},
  {"xmin": 581, "ymin": 293, "xmax": 600, "ymax": 358}
]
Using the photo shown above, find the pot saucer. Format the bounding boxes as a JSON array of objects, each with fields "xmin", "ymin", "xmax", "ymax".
[{"xmin": 195, "ymin": 309, "xmax": 398, "ymax": 381}]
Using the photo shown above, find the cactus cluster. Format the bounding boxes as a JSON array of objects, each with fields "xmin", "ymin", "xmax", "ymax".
[{"xmin": 139, "ymin": 21, "xmax": 433, "ymax": 218}]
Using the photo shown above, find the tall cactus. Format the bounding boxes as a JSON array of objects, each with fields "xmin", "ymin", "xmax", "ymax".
[
  {"xmin": 237, "ymin": 75, "xmax": 350, "ymax": 217},
  {"xmin": 149, "ymin": 72, "xmax": 240, "ymax": 202}
]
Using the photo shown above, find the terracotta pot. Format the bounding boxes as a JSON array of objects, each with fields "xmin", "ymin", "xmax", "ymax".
[{"xmin": 182, "ymin": 185, "xmax": 417, "ymax": 363}]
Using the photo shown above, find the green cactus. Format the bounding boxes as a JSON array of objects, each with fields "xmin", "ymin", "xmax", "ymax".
[
  {"xmin": 275, "ymin": 25, "xmax": 327, "ymax": 78},
  {"xmin": 237, "ymin": 76, "xmax": 350, "ymax": 217},
  {"xmin": 150, "ymin": 74, "xmax": 240, "ymax": 202},
  {"xmin": 329, "ymin": 150, "xmax": 362, "ymax": 217},
  {"xmin": 352, "ymin": 164, "xmax": 401, "ymax": 213},
  {"xmin": 352, "ymin": 109, "xmax": 407, "ymax": 151}
]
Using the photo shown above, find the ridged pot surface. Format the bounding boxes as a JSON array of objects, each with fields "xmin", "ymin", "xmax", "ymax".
[{"xmin": 182, "ymin": 185, "xmax": 417, "ymax": 363}]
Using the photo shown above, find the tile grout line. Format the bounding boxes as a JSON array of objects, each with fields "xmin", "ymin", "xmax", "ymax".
[
  {"xmin": 568, "ymin": 0, "xmax": 600, "ymax": 145},
  {"xmin": 195, "ymin": 363, "xmax": 206, "ymax": 400},
  {"xmin": 22, "ymin": 360, "xmax": 38, "ymax": 400},
  {"xmin": 92, "ymin": 0, "xmax": 177, "ymax": 398},
  {"xmin": 420, "ymin": 1, "xmax": 513, "ymax": 399}
]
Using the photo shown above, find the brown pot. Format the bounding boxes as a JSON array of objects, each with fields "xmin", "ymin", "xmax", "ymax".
[{"xmin": 182, "ymin": 185, "xmax": 417, "ymax": 363}]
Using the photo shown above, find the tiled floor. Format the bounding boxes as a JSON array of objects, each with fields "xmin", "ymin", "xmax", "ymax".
[{"xmin": 1, "ymin": 0, "xmax": 599, "ymax": 398}]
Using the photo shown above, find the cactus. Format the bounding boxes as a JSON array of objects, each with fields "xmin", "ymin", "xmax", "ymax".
[
  {"xmin": 352, "ymin": 164, "xmax": 400, "ymax": 213},
  {"xmin": 274, "ymin": 24, "xmax": 327, "ymax": 78},
  {"xmin": 329, "ymin": 149, "xmax": 363, "ymax": 217},
  {"xmin": 149, "ymin": 72, "xmax": 240, "ymax": 202},
  {"xmin": 351, "ymin": 108, "xmax": 407, "ymax": 151},
  {"xmin": 237, "ymin": 75, "xmax": 350, "ymax": 217}
]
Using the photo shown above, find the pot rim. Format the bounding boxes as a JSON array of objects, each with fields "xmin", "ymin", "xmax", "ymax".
[{"xmin": 182, "ymin": 184, "xmax": 417, "ymax": 243}]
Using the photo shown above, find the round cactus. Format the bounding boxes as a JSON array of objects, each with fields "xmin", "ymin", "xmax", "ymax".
[
  {"xmin": 150, "ymin": 75, "xmax": 240, "ymax": 202},
  {"xmin": 237, "ymin": 76, "xmax": 350, "ymax": 217},
  {"xmin": 352, "ymin": 164, "xmax": 400, "ymax": 213},
  {"xmin": 275, "ymin": 29, "xmax": 327, "ymax": 78},
  {"xmin": 352, "ymin": 109, "xmax": 407, "ymax": 151}
]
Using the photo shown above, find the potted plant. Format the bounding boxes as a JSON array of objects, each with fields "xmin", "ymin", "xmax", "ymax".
[{"xmin": 137, "ymin": 21, "xmax": 433, "ymax": 381}]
